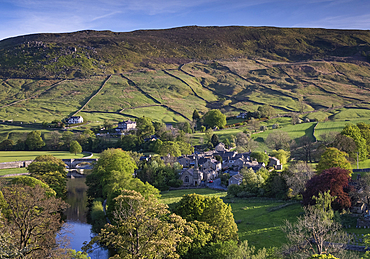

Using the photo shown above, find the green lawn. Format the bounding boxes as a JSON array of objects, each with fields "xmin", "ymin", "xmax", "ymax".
[
  {"xmin": 0, "ymin": 151, "xmax": 97, "ymax": 163},
  {"xmin": 160, "ymin": 189, "xmax": 303, "ymax": 250},
  {"xmin": 0, "ymin": 167, "xmax": 28, "ymax": 176},
  {"xmin": 315, "ymin": 118, "xmax": 370, "ymax": 140}
]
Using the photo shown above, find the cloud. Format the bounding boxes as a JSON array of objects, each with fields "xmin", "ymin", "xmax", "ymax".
[{"xmin": 295, "ymin": 13, "xmax": 370, "ymax": 29}]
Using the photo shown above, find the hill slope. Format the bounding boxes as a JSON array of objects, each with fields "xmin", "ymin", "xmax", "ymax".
[
  {"xmin": 0, "ymin": 26, "xmax": 370, "ymax": 125},
  {"xmin": 1, "ymin": 26, "xmax": 370, "ymax": 78}
]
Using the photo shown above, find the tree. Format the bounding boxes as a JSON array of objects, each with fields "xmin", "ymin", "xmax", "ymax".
[
  {"xmin": 181, "ymin": 121, "xmax": 193, "ymax": 134},
  {"xmin": 235, "ymin": 132, "xmax": 258, "ymax": 152},
  {"xmin": 331, "ymin": 133, "xmax": 357, "ymax": 161},
  {"xmin": 192, "ymin": 109, "xmax": 200, "ymax": 121},
  {"xmin": 316, "ymin": 147, "xmax": 352, "ymax": 174},
  {"xmin": 25, "ymin": 130, "xmax": 45, "ymax": 150},
  {"xmin": 203, "ymin": 109, "xmax": 226, "ymax": 129},
  {"xmin": 61, "ymin": 130, "xmax": 74, "ymax": 149},
  {"xmin": 103, "ymin": 119, "xmax": 113, "ymax": 131},
  {"xmin": 292, "ymin": 135, "xmax": 316, "ymax": 163},
  {"xmin": 10, "ymin": 176, "xmax": 56, "ymax": 197},
  {"xmin": 283, "ymin": 161, "xmax": 314, "ymax": 196},
  {"xmin": 248, "ymin": 118, "xmax": 260, "ymax": 132},
  {"xmin": 303, "ymin": 167, "xmax": 352, "ymax": 211},
  {"xmin": 257, "ymin": 105, "xmax": 275, "ymax": 118},
  {"xmin": 341, "ymin": 123, "xmax": 368, "ymax": 160},
  {"xmin": 85, "ymin": 148, "xmax": 159, "ymax": 200},
  {"xmin": 27, "ymin": 155, "xmax": 67, "ymax": 198},
  {"xmin": 265, "ymin": 131, "xmax": 291, "ymax": 151},
  {"xmin": 159, "ymin": 141, "xmax": 181, "ymax": 157},
  {"xmin": 0, "ymin": 184, "xmax": 68, "ymax": 258},
  {"xmin": 282, "ymin": 203, "xmax": 350, "ymax": 258},
  {"xmin": 48, "ymin": 131, "xmax": 62, "ymax": 149},
  {"xmin": 175, "ymin": 193, "xmax": 238, "ymax": 242},
  {"xmin": 240, "ymin": 167, "xmax": 265, "ymax": 193},
  {"xmin": 0, "ymin": 139, "xmax": 14, "ymax": 151},
  {"xmin": 357, "ymin": 122, "xmax": 370, "ymax": 155},
  {"xmin": 177, "ymin": 141, "xmax": 194, "ymax": 156},
  {"xmin": 136, "ymin": 116, "xmax": 155, "ymax": 141},
  {"xmin": 250, "ymin": 151, "xmax": 269, "ymax": 165},
  {"xmin": 211, "ymin": 134, "xmax": 219, "ymax": 147},
  {"xmin": 291, "ymin": 113, "xmax": 300, "ymax": 125},
  {"xmin": 69, "ymin": 140, "xmax": 82, "ymax": 155},
  {"xmin": 83, "ymin": 190, "xmax": 188, "ymax": 259},
  {"xmin": 119, "ymin": 134, "xmax": 138, "ymax": 151}
]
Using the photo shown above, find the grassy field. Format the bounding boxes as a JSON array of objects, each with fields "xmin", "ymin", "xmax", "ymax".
[
  {"xmin": 0, "ymin": 167, "xmax": 28, "ymax": 176},
  {"xmin": 160, "ymin": 188, "xmax": 303, "ymax": 250},
  {"xmin": 192, "ymin": 120, "xmax": 316, "ymax": 152},
  {"xmin": 0, "ymin": 151, "xmax": 97, "ymax": 163},
  {"xmin": 314, "ymin": 117, "xmax": 370, "ymax": 140}
]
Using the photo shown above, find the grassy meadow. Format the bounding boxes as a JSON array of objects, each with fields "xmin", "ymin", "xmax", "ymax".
[
  {"xmin": 160, "ymin": 188, "xmax": 303, "ymax": 250},
  {"xmin": 0, "ymin": 151, "xmax": 96, "ymax": 163}
]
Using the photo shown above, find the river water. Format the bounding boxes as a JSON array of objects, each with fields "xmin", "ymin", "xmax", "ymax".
[{"xmin": 60, "ymin": 178, "xmax": 109, "ymax": 259}]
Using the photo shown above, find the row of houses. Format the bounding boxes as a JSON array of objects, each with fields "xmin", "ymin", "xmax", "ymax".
[{"xmin": 177, "ymin": 143, "xmax": 281, "ymax": 187}]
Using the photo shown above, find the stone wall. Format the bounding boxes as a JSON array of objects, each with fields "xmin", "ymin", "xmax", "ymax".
[{"xmin": 0, "ymin": 160, "xmax": 33, "ymax": 170}]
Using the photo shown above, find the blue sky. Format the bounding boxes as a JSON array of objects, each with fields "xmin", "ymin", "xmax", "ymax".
[{"xmin": 0, "ymin": 0, "xmax": 369, "ymax": 40}]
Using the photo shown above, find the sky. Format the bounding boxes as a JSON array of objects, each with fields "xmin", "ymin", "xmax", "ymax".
[{"xmin": 0, "ymin": 0, "xmax": 369, "ymax": 40}]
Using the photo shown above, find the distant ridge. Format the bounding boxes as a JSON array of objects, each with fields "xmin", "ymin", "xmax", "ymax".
[{"xmin": 1, "ymin": 26, "xmax": 370, "ymax": 79}]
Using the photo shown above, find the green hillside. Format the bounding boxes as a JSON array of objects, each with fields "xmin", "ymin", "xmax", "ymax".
[{"xmin": 0, "ymin": 26, "xmax": 369, "ymax": 125}]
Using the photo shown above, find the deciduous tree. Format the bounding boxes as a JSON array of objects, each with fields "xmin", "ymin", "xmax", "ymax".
[
  {"xmin": 341, "ymin": 123, "xmax": 368, "ymax": 160},
  {"xmin": 175, "ymin": 193, "xmax": 238, "ymax": 242},
  {"xmin": 316, "ymin": 147, "xmax": 352, "ymax": 174},
  {"xmin": 265, "ymin": 131, "xmax": 291, "ymax": 151},
  {"xmin": 0, "ymin": 184, "xmax": 68, "ymax": 258},
  {"xmin": 84, "ymin": 190, "xmax": 188, "ymax": 259},
  {"xmin": 250, "ymin": 151, "xmax": 269, "ymax": 165},
  {"xmin": 283, "ymin": 161, "xmax": 314, "ymax": 196},
  {"xmin": 203, "ymin": 109, "xmax": 226, "ymax": 129},
  {"xmin": 257, "ymin": 105, "xmax": 275, "ymax": 118},
  {"xmin": 303, "ymin": 167, "xmax": 352, "ymax": 211},
  {"xmin": 25, "ymin": 130, "xmax": 45, "ymax": 150},
  {"xmin": 27, "ymin": 155, "xmax": 67, "ymax": 198},
  {"xmin": 282, "ymin": 202, "xmax": 350, "ymax": 258},
  {"xmin": 70, "ymin": 140, "xmax": 82, "ymax": 155}
]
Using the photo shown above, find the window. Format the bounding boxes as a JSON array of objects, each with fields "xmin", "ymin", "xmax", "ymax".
[{"xmin": 185, "ymin": 176, "xmax": 189, "ymax": 183}]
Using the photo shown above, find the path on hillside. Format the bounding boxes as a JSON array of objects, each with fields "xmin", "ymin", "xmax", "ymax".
[
  {"xmin": 163, "ymin": 69, "xmax": 208, "ymax": 103},
  {"xmin": 0, "ymin": 79, "xmax": 66, "ymax": 109},
  {"xmin": 121, "ymin": 74, "xmax": 191, "ymax": 121}
]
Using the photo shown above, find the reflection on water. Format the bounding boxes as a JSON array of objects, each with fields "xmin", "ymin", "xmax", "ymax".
[{"xmin": 60, "ymin": 178, "xmax": 109, "ymax": 259}]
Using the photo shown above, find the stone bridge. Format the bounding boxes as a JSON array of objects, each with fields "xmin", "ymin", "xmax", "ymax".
[{"xmin": 62, "ymin": 158, "xmax": 98, "ymax": 169}]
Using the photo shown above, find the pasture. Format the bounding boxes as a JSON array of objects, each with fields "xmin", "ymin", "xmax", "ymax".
[
  {"xmin": 160, "ymin": 188, "xmax": 303, "ymax": 250},
  {"xmin": 0, "ymin": 151, "xmax": 96, "ymax": 163}
]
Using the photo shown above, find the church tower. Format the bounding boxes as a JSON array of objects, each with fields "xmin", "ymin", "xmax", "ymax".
[{"xmin": 193, "ymin": 154, "xmax": 202, "ymax": 186}]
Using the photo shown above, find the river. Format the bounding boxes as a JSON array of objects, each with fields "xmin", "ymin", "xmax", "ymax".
[{"xmin": 60, "ymin": 178, "xmax": 109, "ymax": 259}]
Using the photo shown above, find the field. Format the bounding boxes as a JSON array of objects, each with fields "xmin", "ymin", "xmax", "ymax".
[
  {"xmin": 0, "ymin": 151, "xmax": 97, "ymax": 163},
  {"xmin": 160, "ymin": 188, "xmax": 303, "ymax": 250},
  {"xmin": 0, "ymin": 167, "xmax": 27, "ymax": 176},
  {"xmin": 192, "ymin": 120, "xmax": 316, "ymax": 152}
]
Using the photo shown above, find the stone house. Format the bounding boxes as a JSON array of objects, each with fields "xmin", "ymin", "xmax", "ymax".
[
  {"xmin": 229, "ymin": 174, "xmax": 243, "ymax": 185},
  {"xmin": 200, "ymin": 158, "xmax": 222, "ymax": 172},
  {"xmin": 116, "ymin": 119, "xmax": 136, "ymax": 133},
  {"xmin": 268, "ymin": 157, "xmax": 282, "ymax": 170}
]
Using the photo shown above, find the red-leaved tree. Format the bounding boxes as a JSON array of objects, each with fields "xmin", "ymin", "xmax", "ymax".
[{"xmin": 302, "ymin": 167, "xmax": 352, "ymax": 211}]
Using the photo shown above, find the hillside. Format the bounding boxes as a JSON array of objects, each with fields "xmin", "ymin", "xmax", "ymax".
[
  {"xmin": 1, "ymin": 26, "xmax": 370, "ymax": 78},
  {"xmin": 0, "ymin": 26, "xmax": 370, "ymax": 125}
]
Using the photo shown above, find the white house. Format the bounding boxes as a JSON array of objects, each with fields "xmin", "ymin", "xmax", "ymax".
[{"xmin": 68, "ymin": 116, "xmax": 83, "ymax": 124}]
